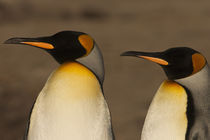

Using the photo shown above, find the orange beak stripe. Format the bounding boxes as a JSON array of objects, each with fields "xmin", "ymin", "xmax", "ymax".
[
  {"xmin": 21, "ymin": 42, "xmax": 54, "ymax": 49},
  {"xmin": 140, "ymin": 56, "xmax": 169, "ymax": 65}
]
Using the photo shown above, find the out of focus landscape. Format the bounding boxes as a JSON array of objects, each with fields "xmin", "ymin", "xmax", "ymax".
[{"xmin": 0, "ymin": 0, "xmax": 210, "ymax": 140}]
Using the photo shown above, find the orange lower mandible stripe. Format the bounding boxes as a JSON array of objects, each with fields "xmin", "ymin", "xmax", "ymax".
[
  {"xmin": 140, "ymin": 56, "xmax": 169, "ymax": 65},
  {"xmin": 21, "ymin": 42, "xmax": 54, "ymax": 49}
]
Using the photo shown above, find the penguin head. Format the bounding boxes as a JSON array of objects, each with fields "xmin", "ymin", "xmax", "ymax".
[
  {"xmin": 4, "ymin": 31, "xmax": 105, "ymax": 83},
  {"xmin": 121, "ymin": 47, "xmax": 207, "ymax": 80},
  {"xmin": 4, "ymin": 31, "xmax": 95, "ymax": 63}
]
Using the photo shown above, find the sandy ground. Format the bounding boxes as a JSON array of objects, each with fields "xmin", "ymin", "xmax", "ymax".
[{"xmin": 0, "ymin": 0, "xmax": 210, "ymax": 140}]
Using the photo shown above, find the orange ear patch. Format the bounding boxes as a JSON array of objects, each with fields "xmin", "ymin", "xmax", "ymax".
[
  {"xmin": 78, "ymin": 35, "xmax": 94, "ymax": 55},
  {"xmin": 21, "ymin": 42, "xmax": 54, "ymax": 49},
  {"xmin": 192, "ymin": 53, "xmax": 206, "ymax": 74},
  {"xmin": 140, "ymin": 56, "xmax": 169, "ymax": 65}
]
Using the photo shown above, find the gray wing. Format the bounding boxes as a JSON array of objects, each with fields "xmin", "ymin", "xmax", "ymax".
[{"xmin": 187, "ymin": 118, "xmax": 210, "ymax": 140}]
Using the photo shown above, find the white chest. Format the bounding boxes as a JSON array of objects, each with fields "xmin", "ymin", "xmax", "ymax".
[
  {"xmin": 27, "ymin": 62, "xmax": 112, "ymax": 140},
  {"xmin": 141, "ymin": 80, "xmax": 188, "ymax": 140}
]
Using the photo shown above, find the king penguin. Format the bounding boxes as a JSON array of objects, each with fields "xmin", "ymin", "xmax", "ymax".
[
  {"xmin": 121, "ymin": 47, "xmax": 210, "ymax": 140},
  {"xmin": 4, "ymin": 31, "xmax": 114, "ymax": 140}
]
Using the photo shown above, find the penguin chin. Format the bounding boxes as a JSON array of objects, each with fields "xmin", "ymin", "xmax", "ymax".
[
  {"xmin": 164, "ymin": 73, "xmax": 192, "ymax": 81},
  {"xmin": 161, "ymin": 64, "xmax": 193, "ymax": 80},
  {"xmin": 46, "ymin": 49, "xmax": 86, "ymax": 64}
]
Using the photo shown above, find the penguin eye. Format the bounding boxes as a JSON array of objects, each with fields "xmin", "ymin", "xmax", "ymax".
[
  {"xmin": 78, "ymin": 34, "xmax": 94, "ymax": 56},
  {"xmin": 191, "ymin": 53, "xmax": 206, "ymax": 74}
]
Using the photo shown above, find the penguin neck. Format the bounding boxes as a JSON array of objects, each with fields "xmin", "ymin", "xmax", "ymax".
[
  {"xmin": 27, "ymin": 61, "xmax": 113, "ymax": 140},
  {"xmin": 77, "ymin": 44, "xmax": 105, "ymax": 85},
  {"xmin": 176, "ymin": 64, "xmax": 210, "ymax": 114}
]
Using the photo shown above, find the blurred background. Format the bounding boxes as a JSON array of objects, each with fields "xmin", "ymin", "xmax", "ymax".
[{"xmin": 0, "ymin": 0, "xmax": 210, "ymax": 139}]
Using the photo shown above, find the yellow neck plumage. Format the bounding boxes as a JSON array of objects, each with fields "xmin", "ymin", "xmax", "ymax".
[{"xmin": 45, "ymin": 61, "xmax": 101, "ymax": 100}]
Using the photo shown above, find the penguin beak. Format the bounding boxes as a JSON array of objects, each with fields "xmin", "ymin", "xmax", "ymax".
[
  {"xmin": 4, "ymin": 37, "xmax": 54, "ymax": 50},
  {"xmin": 121, "ymin": 51, "xmax": 169, "ymax": 66}
]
